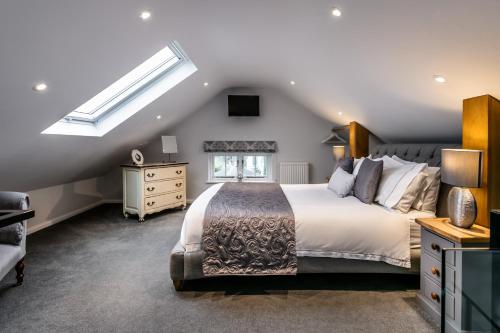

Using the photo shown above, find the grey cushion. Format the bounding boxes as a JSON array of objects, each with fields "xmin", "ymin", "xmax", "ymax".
[
  {"xmin": 354, "ymin": 159, "xmax": 383, "ymax": 204},
  {"xmin": 0, "ymin": 192, "xmax": 30, "ymax": 210},
  {"xmin": 0, "ymin": 223, "xmax": 24, "ymax": 245},
  {"xmin": 328, "ymin": 168, "xmax": 356, "ymax": 197},
  {"xmin": 336, "ymin": 157, "xmax": 354, "ymax": 174}
]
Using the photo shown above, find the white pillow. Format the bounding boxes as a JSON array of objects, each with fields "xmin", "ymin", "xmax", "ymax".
[
  {"xmin": 413, "ymin": 167, "xmax": 441, "ymax": 212},
  {"xmin": 393, "ymin": 171, "xmax": 427, "ymax": 213},
  {"xmin": 375, "ymin": 156, "xmax": 427, "ymax": 209},
  {"xmin": 391, "ymin": 155, "xmax": 413, "ymax": 164},
  {"xmin": 391, "ymin": 155, "xmax": 441, "ymax": 212},
  {"xmin": 328, "ymin": 167, "xmax": 356, "ymax": 198}
]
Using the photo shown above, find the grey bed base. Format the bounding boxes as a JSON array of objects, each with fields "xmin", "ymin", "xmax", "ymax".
[
  {"xmin": 170, "ymin": 241, "xmax": 420, "ymax": 283},
  {"xmin": 170, "ymin": 143, "xmax": 460, "ymax": 290}
]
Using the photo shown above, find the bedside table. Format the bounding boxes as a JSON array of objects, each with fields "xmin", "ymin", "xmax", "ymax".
[{"xmin": 415, "ymin": 218, "xmax": 490, "ymax": 332}]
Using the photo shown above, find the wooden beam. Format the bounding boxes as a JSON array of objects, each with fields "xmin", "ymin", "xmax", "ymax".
[
  {"xmin": 462, "ymin": 95, "xmax": 500, "ymax": 228},
  {"xmin": 349, "ymin": 121, "xmax": 370, "ymax": 158}
]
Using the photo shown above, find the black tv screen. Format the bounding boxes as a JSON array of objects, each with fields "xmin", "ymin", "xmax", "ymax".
[{"xmin": 228, "ymin": 95, "xmax": 259, "ymax": 117}]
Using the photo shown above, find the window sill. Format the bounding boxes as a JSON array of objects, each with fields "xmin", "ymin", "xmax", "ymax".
[{"xmin": 206, "ymin": 179, "xmax": 275, "ymax": 184}]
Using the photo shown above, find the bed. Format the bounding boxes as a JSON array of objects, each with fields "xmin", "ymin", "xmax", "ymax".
[{"xmin": 170, "ymin": 143, "xmax": 459, "ymax": 290}]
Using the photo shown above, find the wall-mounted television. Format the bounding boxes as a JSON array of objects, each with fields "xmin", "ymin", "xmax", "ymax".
[{"xmin": 228, "ymin": 95, "xmax": 259, "ymax": 117}]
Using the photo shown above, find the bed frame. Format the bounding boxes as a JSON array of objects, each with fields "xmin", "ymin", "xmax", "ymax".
[{"xmin": 170, "ymin": 143, "xmax": 459, "ymax": 291}]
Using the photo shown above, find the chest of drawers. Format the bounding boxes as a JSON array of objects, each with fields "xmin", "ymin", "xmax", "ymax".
[
  {"xmin": 121, "ymin": 163, "xmax": 188, "ymax": 222},
  {"xmin": 415, "ymin": 218, "xmax": 490, "ymax": 333}
]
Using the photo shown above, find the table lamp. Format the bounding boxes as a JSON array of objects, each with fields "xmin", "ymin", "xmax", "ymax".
[
  {"xmin": 333, "ymin": 145, "xmax": 346, "ymax": 161},
  {"xmin": 162, "ymin": 136, "xmax": 178, "ymax": 163},
  {"xmin": 441, "ymin": 149, "xmax": 483, "ymax": 228}
]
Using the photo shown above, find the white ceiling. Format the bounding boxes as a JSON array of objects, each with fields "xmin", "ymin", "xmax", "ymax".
[{"xmin": 1, "ymin": 0, "xmax": 499, "ymax": 191}]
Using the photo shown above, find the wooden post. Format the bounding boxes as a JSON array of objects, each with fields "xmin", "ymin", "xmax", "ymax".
[
  {"xmin": 349, "ymin": 121, "xmax": 371, "ymax": 158},
  {"xmin": 462, "ymin": 95, "xmax": 500, "ymax": 228}
]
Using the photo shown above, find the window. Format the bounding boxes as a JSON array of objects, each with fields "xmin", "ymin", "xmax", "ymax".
[
  {"xmin": 208, "ymin": 153, "xmax": 274, "ymax": 183},
  {"xmin": 42, "ymin": 41, "xmax": 197, "ymax": 137}
]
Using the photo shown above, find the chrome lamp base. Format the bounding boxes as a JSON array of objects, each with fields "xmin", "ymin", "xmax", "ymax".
[{"xmin": 447, "ymin": 187, "xmax": 477, "ymax": 229}]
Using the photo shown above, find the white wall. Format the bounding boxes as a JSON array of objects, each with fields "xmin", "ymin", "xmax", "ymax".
[
  {"xmin": 27, "ymin": 178, "xmax": 104, "ymax": 234},
  {"xmin": 128, "ymin": 87, "xmax": 337, "ymax": 200}
]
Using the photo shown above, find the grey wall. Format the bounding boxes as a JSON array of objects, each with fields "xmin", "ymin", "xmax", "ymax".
[{"xmin": 119, "ymin": 87, "xmax": 336, "ymax": 199}]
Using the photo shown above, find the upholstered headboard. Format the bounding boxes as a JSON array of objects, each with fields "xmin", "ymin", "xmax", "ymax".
[
  {"xmin": 370, "ymin": 143, "xmax": 460, "ymax": 167},
  {"xmin": 369, "ymin": 143, "xmax": 460, "ymax": 217}
]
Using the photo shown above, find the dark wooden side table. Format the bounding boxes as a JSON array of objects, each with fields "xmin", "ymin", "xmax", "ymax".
[
  {"xmin": 0, "ymin": 210, "xmax": 35, "ymax": 228},
  {"xmin": 0, "ymin": 209, "xmax": 34, "ymax": 285}
]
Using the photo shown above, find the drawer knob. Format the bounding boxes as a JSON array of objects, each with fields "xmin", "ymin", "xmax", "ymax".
[
  {"xmin": 431, "ymin": 243, "xmax": 441, "ymax": 252},
  {"xmin": 147, "ymin": 201, "xmax": 155, "ymax": 207},
  {"xmin": 176, "ymin": 170, "xmax": 182, "ymax": 175},
  {"xmin": 147, "ymin": 172, "xmax": 155, "ymax": 178},
  {"xmin": 176, "ymin": 183, "xmax": 182, "ymax": 187},
  {"xmin": 431, "ymin": 267, "xmax": 440, "ymax": 277},
  {"xmin": 146, "ymin": 186, "xmax": 155, "ymax": 192},
  {"xmin": 176, "ymin": 194, "xmax": 183, "ymax": 200},
  {"xmin": 431, "ymin": 292, "xmax": 440, "ymax": 303}
]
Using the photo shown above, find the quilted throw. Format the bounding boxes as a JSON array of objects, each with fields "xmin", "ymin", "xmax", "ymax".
[{"xmin": 202, "ymin": 182, "xmax": 297, "ymax": 276}]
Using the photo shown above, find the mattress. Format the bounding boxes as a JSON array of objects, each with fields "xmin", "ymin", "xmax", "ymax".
[{"xmin": 180, "ymin": 183, "xmax": 435, "ymax": 268}]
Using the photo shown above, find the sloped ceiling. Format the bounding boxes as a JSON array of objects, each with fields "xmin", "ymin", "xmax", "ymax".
[{"xmin": 1, "ymin": 0, "xmax": 500, "ymax": 191}]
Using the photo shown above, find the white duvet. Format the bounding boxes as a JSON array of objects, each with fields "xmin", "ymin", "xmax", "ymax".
[{"xmin": 180, "ymin": 183, "xmax": 434, "ymax": 268}]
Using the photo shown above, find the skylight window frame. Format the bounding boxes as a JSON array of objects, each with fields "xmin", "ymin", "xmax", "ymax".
[
  {"xmin": 63, "ymin": 43, "xmax": 185, "ymax": 124},
  {"xmin": 42, "ymin": 41, "xmax": 197, "ymax": 137}
]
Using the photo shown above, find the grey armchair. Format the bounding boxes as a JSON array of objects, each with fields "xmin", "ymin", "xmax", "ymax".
[{"xmin": 0, "ymin": 192, "xmax": 29, "ymax": 285}]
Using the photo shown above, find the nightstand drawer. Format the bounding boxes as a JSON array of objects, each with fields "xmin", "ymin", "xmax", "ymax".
[
  {"xmin": 422, "ymin": 276, "xmax": 456, "ymax": 320},
  {"xmin": 422, "ymin": 229, "xmax": 455, "ymax": 266},
  {"xmin": 144, "ymin": 166, "xmax": 185, "ymax": 182},
  {"xmin": 422, "ymin": 252, "xmax": 455, "ymax": 292},
  {"xmin": 144, "ymin": 192, "xmax": 184, "ymax": 212},
  {"xmin": 144, "ymin": 179, "xmax": 185, "ymax": 196},
  {"xmin": 422, "ymin": 275, "xmax": 442, "ymax": 312}
]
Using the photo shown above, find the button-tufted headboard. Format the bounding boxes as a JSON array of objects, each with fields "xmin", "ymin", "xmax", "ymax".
[
  {"xmin": 370, "ymin": 143, "xmax": 460, "ymax": 167},
  {"xmin": 369, "ymin": 143, "xmax": 460, "ymax": 217}
]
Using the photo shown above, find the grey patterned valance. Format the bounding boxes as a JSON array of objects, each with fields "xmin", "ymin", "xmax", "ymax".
[{"xmin": 203, "ymin": 141, "xmax": 277, "ymax": 153}]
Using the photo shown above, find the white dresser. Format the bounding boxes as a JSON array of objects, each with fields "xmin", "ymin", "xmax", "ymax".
[
  {"xmin": 415, "ymin": 218, "xmax": 490, "ymax": 332},
  {"xmin": 121, "ymin": 162, "xmax": 188, "ymax": 222}
]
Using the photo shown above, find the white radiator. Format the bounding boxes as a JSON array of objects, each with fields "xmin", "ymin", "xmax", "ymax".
[{"xmin": 279, "ymin": 162, "xmax": 309, "ymax": 184}]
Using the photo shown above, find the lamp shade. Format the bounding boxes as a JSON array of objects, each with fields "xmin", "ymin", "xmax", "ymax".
[
  {"xmin": 441, "ymin": 149, "xmax": 482, "ymax": 188},
  {"xmin": 333, "ymin": 145, "xmax": 345, "ymax": 161},
  {"xmin": 161, "ymin": 136, "xmax": 178, "ymax": 154}
]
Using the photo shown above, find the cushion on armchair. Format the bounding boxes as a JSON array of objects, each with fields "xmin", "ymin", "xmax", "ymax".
[
  {"xmin": 0, "ymin": 223, "xmax": 24, "ymax": 245},
  {"xmin": 0, "ymin": 191, "xmax": 29, "ymax": 246}
]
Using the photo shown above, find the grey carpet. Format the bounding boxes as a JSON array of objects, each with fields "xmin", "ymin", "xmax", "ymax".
[{"xmin": 0, "ymin": 204, "xmax": 438, "ymax": 333}]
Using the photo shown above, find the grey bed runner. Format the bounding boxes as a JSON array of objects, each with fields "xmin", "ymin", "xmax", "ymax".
[{"xmin": 202, "ymin": 182, "xmax": 297, "ymax": 276}]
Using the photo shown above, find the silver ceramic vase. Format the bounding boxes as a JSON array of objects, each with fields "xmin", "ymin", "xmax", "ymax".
[{"xmin": 447, "ymin": 187, "xmax": 477, "ymax": 228}]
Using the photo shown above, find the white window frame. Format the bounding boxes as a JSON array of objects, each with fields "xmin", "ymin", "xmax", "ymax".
[
  {"xmin": 207, "ymin": 153, "xmax": 274, "ymax": 183},
  {"xmin": 42, "ymin": 41, "xmax": 197, "ymax": 137}
]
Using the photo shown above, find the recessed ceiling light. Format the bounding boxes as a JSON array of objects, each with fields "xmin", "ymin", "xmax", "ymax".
[
  {"xmin": 203, "ymin": 82, "xmax": 209, "ymax": 87},
  {"xmin": 156, "ymin": 115, "xmax": 162, "ymax": 120},
  {"xmin": 433, "ymin": 75, "xmax": 446, "ymax": 83},
  {"xmin": 33, "ymin": 82, "xmax": 48, "ymax": 92},
  {"xmin": 338, "ymin": 111, "xmax": 343, "ymax": 116},
  {"xmin": 332, "ymin": 7, "xmax": 342, "ymax": 17},
  {"xmin": 140, "ymin": 11, "xmax": 151, "ymax": 20},
  {"xmin": 290, "ymin": 80, "xmax": 296, "ymax": 85}
]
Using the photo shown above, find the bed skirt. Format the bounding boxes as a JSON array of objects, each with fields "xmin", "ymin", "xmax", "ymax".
[{"xmin": 170, "ymin": 241, "xmax": 420, "ymax": 282}]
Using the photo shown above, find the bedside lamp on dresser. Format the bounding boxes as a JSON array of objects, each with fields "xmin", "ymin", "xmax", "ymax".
[{"xmin": 441, "ymin": 149, "xmax": 483, "ymax": 229}]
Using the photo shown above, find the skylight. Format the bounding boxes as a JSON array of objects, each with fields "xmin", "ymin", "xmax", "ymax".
[{"xmin": 42, "ymin": 41, "xmax": 197, "ymax": 137}]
